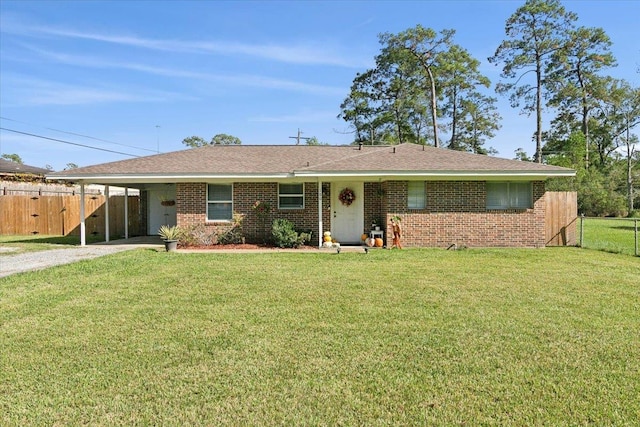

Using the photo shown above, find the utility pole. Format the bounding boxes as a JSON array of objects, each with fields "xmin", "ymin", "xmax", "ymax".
[{"xmin": 288, "ymin": 128, "xmax": 311, "ymax": 145}]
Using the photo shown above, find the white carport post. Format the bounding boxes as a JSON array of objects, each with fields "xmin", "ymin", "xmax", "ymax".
[
  {"xmin": 104, "ymin": 185, "xmax": 110, "ymax": 242},
  {"xmin": 317, "ymin": 179, "xmax": 323, "ymax": 248},
  {"xmin": 124, "ymin": 187, "xmax": 129, "ymax": 239},
  {"xmin": 80, "ymin": 182, "xmax": 86, "ymax": 246}
]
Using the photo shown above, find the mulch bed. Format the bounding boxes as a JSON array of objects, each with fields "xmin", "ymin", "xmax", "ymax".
[{"xmin": 178, "ymin": 243, "xmax": 318, "ymax": 250}]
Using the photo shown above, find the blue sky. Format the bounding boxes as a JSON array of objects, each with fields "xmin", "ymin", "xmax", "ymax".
[{"xmin": 1, "ymin": 0, "xmax": 638, "ymax": 171}]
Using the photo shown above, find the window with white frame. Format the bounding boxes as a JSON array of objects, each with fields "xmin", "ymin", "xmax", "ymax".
[
  {"xmin": 279, "ymin": 183, "xmax": 304, "ymax": 209},
  {"xmin": 486, "ymin": 182, "xmax": 532, "ymax": 209},
  {"xmin": 207, "ymin": 184, "xmax": 233, "ymax": 221},
  {"xmin": 408, "ymin": 181, "xmax": 426, "ymax": 209}
]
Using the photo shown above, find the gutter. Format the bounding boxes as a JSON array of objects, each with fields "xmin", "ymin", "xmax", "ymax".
[
  {"xmin": 292, "ymin": 169, "xmax": 576, "ymax": 180},
  {"xmin": 47, "ymin": 169, "xmax": 575, "ymax": 184}
]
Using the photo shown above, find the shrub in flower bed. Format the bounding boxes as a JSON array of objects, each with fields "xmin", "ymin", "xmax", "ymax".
[
  {"xmin": 179, "ymin": 224, "xmax": 219, "ymax": 247},
  {"xmin": 271, "ymin": 219, "xmax": 311, "ymax": 248},
  {"xmin": 179, "ymin": 221, "xmax": 245, "ymax": 248}
]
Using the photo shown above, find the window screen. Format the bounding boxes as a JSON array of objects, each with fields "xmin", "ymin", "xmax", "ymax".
[
  {"xmin": 486, "ymin": 182, "xmax": 531, "ymax": 209},
  {"xmin": 207, "ymin": 184, "xmax": 233, "ymax": 221},
  {"xmin": 279, "ymin": 183, "xmax": 304, "ymax": 209},
  {"xmin": 408, "ymin": 181, "xmax": 426, "ymax": 209}
]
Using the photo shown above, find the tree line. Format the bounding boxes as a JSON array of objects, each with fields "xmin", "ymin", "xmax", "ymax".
[{"xmin": 337, "ymin": 0, "xmax": 639, "ymax": 216}]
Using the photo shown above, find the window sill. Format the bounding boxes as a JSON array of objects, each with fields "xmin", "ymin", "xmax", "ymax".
[
  {"xmin": 205, "ymin": 220, "xmax": 232, "ymax": 225},
  {"xmin": 486, "ymin": 208, "xmax": 532, "ymax": 212}
]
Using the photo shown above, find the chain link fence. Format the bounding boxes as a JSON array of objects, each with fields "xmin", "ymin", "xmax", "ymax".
[{"xmin": 579, "ymin": 216, "xmax": 639, "ymax": 257}]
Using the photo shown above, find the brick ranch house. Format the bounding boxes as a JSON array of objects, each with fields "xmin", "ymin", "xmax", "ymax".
[{"xmin": 48, "ymin": 143, "xmax": 575, "ymax": 247}]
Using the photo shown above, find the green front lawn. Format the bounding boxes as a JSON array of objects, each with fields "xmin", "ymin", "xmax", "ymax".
[
  {"xmin": 580, "ymin": 217, "xmax": 639, "ymax": 256},
  {"xmin": 0, "ymin": 234, "xmax": 103, "ymax": 255},
  {"xmin": 1, "ymin": 248, "xmax": 638, "ymax": 425}
]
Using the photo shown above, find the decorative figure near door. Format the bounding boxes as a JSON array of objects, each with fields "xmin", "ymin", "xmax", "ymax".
[{"xmin": 391, "ymin": 216, "xmax": 402, "ymax": 249}]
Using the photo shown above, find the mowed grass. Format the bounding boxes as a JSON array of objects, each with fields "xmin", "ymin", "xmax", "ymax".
[
  {"xmin": 0, "ymin": 234, "xmax": 102, "ymax": 255},
  {"xmin": 1, "ymin": 248, "xmax": 638, "ymax": 425},
  {"xmin": 581, "ymin": 218, "xmax": 639, "ymax": 256}
]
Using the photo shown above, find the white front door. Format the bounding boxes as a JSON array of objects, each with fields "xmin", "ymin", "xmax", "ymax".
[
  {"xmin": 331, "ymin": 182, "xmax": 364, "ymax": 243},
  {"xmin": 147, "ymin": 185, "xmax": 177, "ymax": 235}
]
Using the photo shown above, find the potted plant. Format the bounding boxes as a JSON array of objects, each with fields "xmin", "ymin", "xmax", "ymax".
[
  {"xmin": 371, "ymin": 216, "xmax": 382, "ymax": 231},
  {"xmin": 158, "ymin": 225, "xmax": 181, "ymax": 252}
]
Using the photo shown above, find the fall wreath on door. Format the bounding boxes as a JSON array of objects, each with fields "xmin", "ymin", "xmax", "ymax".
[{"xmin": 338, "ymin": 188, "xmax": 355, "ymax": 206}]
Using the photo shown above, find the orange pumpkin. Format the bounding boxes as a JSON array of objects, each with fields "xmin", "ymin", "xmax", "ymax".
[
  {"xmin": 361, "ymin": 233, "xmax": 368, "ymax": 241},
  {"xmin": 374, "ymin": 238, "xmax": 384, "ymax": 247}
]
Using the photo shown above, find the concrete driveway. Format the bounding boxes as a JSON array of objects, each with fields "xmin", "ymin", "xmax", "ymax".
[{"xmin": 0, "ymin": 237, "xmax": 163, "ymax": 278}]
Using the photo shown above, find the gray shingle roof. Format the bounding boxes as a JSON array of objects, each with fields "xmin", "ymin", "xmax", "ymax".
[
  {"xmin": 48, "ymin": 143, "xmax": 574, "ymax": 180},
  {"xmin": 0, "ymin": 159, "xmax": 50, "ymax": 175}
]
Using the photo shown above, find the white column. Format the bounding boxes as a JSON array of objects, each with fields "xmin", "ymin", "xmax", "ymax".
[
  {"xmin": 318, "ymin": 180, "xmax": 323, "ymax": 248},
  {"xmin": 80, "ymin": 182, "xmax": 86, "ymax": 246},
  {"xmin": 124, "ymin": 187, "xmax": 129, "ymax": 239},
  {"xmin": 104, "ymin": 185, "xmax": 110, "ymax": 242}
]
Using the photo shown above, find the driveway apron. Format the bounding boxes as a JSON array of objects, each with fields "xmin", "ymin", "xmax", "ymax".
[{"xmin": 0, "ymin": 237, "xmax": 163, "ymax": 278}]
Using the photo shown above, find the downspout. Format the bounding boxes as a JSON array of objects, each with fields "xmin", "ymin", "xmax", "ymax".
[
  {"xmin": 317, "ymin": 179, "xmax": 323, "ymax": 248},
  {"xmin": 104, "ymin": 185, "xmax": 110, "ymax": 242},
  {"xmin": 80, "ymin": 182, "xmax": 86, "ymax": 246}
]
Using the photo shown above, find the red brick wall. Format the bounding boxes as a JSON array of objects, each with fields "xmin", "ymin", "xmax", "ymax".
[
  {"xmin": 176, "ymin": 182, "xmax": 327, "ymax": 244},
  {"xmin": 176, "ymin": 182, "xmax": 207, "ymax": 227},
  {"xmin": 384, "ymin": 180, "xmax": 546, "ymax": 248},
  {"xmin": 177, "ymin": 180, "xmax": 547, "ymax": 247}
]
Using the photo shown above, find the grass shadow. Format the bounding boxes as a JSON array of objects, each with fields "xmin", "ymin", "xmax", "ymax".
[{"xmin": 0, "ymin": 235, "xmax": 104, "ymax": 246}]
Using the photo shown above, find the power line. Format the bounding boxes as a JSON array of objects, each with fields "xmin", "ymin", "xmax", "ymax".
[
  {"xmin": 0, "ymin": 127, "xmax": 141, "ymax": 157},
  {"xmin": 0, "ymin": 116, "xmax": 158, "ymax": 154}
]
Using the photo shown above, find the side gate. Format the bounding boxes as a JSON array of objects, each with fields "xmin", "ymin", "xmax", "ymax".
[{"xmin": 545, "ymin": 191, "xmax": 578, "ymax": 246}]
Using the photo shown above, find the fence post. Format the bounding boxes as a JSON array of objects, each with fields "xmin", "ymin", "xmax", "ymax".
[
  {"xmin": 580, "ymin": 214, "xmax": 584, "ymax": 248},
  {"xmin": 635, "ymin": 219, "xmax": 638, "ymax": 257}
]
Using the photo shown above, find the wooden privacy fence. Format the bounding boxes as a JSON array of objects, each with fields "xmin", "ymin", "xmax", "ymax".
[
  {"xmin": 0, "ymin": 195, "xmax": 141, "ymax": 237},
  {"xmin": 545, "ymin": 191, "xmax": 577, "ymax": 246}
]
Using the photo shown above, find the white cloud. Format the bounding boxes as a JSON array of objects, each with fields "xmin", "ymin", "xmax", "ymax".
[
  {"xmin": 223, "ymin": 75, "xmax": 345, "ymax": 96},
  {"xmin": 2, "ymin": 75, "xmax": 191, "ymax": 106},
  {"xmin": 28, "ymin": 88, "xmax": 151, "ymax": 106},
  {"xmin": 3, "ymin": 20, "xmax": 369, "ymax": 68},
  {"xmin": 17, "ymin": 45, "xmax": 347, "ymax": 96}
]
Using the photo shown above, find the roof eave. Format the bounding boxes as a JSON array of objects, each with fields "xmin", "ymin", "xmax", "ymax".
[
  {"xmin": 294, "ymin": 170, "xmax": 576, "ymax": 180},
  {"xmin": 47, "ymin": 169, "xmax": 575, "ymax": 184},
  {"xmin": 45, "ymin": 172, "xmax": 294, "ymax": 184}
]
